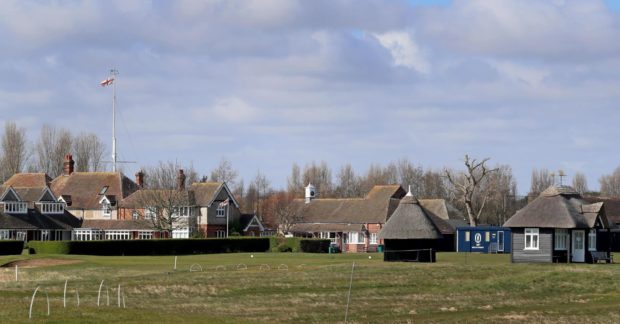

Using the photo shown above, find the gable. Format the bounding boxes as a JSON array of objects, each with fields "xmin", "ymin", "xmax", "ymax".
[{"xmin": 0, "ymin": 187, "xmax": 21, "ymax": 202}]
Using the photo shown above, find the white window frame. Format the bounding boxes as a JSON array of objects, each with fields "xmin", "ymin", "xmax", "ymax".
[
  {"xmin": 216, "ymin": 206, "xmax": 226, "ymax": 218},
  {"xmin": 554, "ymin": 229, "xmax": 568, "ymax": 251},
  {"xmin": 102, "ymin": 202, "xmax": 112, "ymax": 217},
  {"xmin": 524, "ymin": 228, "xmax": 539, "ymax": 250},
  {"xmin": 216, "ymin": 230, "xmax": 227, "ymax": 238},
  {"xmin": 172, "ymin": 228, "xmax": 190, "ymax": 239},
  {"xmin": 348, "ymin": 232, "xmax": 364, "ymax": 244},
  {"xmin": 138, "ymin": 231, "xmax": 153, "ymax": 240},
  {"xmin": 370, "ymin": 233, "xmax": 378, "ymax": 245},
  {"xmin": 588, "ymin": 229, "xmax": 597, "ymax": 251},
  {"xmin": 145, "ymin": 206, "xmax": 157, "ymax": 220},
  {"xmin": 4, "ymin": 202, "xmax": 27, "ymax": 214}
]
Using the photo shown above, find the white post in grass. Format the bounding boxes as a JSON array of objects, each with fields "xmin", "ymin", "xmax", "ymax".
[
  {"xmin": 76, "ymin": 289, "xmax": 80, "ymax": 307},
  {"xmin": 29, "ymin": 286, "xmax": 40, "ymax": 319},
  {"xmin": 117, "ymin": 284, "xmax": 121, "ymax": 307},
  {"xmin": 344, "ymin": 262, "xmax": 356, "ymax": 324},
  {"xmin": 97, "ymin": 280, "xmax": 105, "ymax": 307},
  {"xmin": 63, "ymin": 280, "xmax": 68, "ymax": 308},
  {"xmin": 174, "ymin": 256, "xmax": 177, "ymax": 271},
  {"xmin": 15, "ymin": 265, "xmax": 18, "ymax": 282}
]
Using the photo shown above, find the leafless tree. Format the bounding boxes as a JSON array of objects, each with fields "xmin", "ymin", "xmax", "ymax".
[
  {"xmin": 394, "ymin": 158, "xmax": 424, "ymax": 196},
  {"xmin": 335, "ymin": 163, "xmax": 362, "ymax": 198},
  {"xmin": 286, "ymin": 163, "xmax": 302, "ymax": 195},
  {"xmin": 141, "ymin": 161, "xmax": 198, "ymax": 189},
  {"xmin": 421, "ymin": 169, "xmax": 450, "ymax": 199},
  {"xmin": 253, "ymin": 170, "xmax": 272, "ymax": 218},
  {"xmin": 131, "ymin": 189, "xmax": 195, "ymax": 237},
  {"xmin": 600, "ymin": 167, "xmax": 620, "ymax": 196},
  {"xmin": 445, "ymin": 155, "xmax": 498, "ymax": 226},
  {"xmin": 302, "ymin": 161, "xmax": 333, "ymax": 197},
  {"xmin": 477, "ymin": 165, "xmax": 518, "ymax": 225},
  {"xmin": 209, "ymin": 157, "xmax": 238, "ymax": 187},
  {"xmin": 73, "ymin": 133, "xmax": 106, "ymax": 172},
  {"xmin": 34, "ymin": 125, "xmax": 72, "ymax": 177},
  {"xmin": 263, "ymin": 191, "xmax": 301, "ymax": 235},
  {"xmin": 530, "ymin": 168, "xmax": 555, "ymax": 194},
  {"xmin": 572, "ymin": 172, "xmax": 589, "ymax": 195},
  {"xmin": 0, "ymin": 121, "xmax": 29, "ymax": 181}
]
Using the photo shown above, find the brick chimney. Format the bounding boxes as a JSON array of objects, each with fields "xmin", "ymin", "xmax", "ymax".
[
  {"xmin": 177, "ymin": 169, "xmax": 186, "ymax": 190},
  {"xmin": 135, "ymin": 171, "xmax": 144, "ymax": 188},
  {"xmin": 63, "ymin": 154, "xmax": 75, "ymax": 176}
]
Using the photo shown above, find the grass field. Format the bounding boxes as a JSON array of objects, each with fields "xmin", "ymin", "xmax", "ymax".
[{"xmin": 1, "ymin": 252, "xmax": 620, "ymax": 323}]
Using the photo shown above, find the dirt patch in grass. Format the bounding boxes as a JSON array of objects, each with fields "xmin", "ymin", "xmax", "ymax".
[{"xmin": 0, "ymin": 259, "xmax": 82, "ymax": 268}]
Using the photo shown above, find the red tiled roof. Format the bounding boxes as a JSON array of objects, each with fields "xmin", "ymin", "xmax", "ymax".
[{"xmin": 51, "ymin": 172, "xmax": 139, "ymax": 210}]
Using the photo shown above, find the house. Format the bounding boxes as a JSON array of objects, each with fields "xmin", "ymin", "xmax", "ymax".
[
  {"xmin": 50, "ymin": 155, "xmax": 140, "ymax": 220},
  {"xmin": 378, "ymin": 190, "xmax": 455, "ymax": 262},
  {"xmin": 289, "ymin": 184, "xmax": 405, "ymax": 252},
  {"xmin": 503, "ymin": 185, "xmax": 610, "ymax": 263},
  {"xmin": 0, "ymin": 173, "xmax": 81, "ymax": 241},
  {"xmin": 74, "ymin": 219, "xmax": 167, "ymax": 241},
  {"xmin": 118, "ymin": 170, "xmax": 253, "ymax": 238}
]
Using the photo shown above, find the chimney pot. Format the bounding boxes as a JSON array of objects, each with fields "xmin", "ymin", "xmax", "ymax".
[
  {"xmin": 177, "ymin": 169, "xmax": 186, "ymax": 190},
  {"xmin": 135, "ymin": 171, "xmax": 144, "ymax": 188},
  {"xmin": 63, "ymin": 154, "xmax": 75, "ymax": 176}
]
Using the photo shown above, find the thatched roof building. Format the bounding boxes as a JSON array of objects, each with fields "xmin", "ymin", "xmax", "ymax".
[{"xmin": 378, "ymin": 194, "xmax": 454, "ymax": 240}]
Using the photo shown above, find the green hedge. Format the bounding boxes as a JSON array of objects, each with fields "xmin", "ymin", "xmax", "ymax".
[
  {"xmin": 29, "ymin": 238, "xmax": 270, "ymax": 256},
  {"xmin": 0, "ymin": 240, "xmax": 24, "ymax": 255},
  {"xmin": 300, "ymin": 239, "xmax": 330, "ymax": 253},
  {"xmin": 270, "ymin": 237, "xmax": 301, "ymax": 252}
]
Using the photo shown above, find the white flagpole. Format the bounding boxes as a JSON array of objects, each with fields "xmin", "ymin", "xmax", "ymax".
[
  {"xmin": 226, "ymin": 203, "xmax": 229, "ymax": 238},
  {"xmin": 110, "ymin": 69, "xmax": 119, "ymax": 172}
]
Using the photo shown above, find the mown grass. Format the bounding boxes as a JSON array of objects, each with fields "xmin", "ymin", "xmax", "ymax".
[{"xmin": 0, "ymin": 252, "xmax": 619, "ymax": 323}]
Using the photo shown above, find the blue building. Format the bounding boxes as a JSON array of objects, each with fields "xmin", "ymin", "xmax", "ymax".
[{"xmin": 456, "ymin": 226, "xmax": 511, "ymax": 253}]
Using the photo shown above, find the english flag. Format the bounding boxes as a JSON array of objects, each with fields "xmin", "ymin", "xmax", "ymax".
[
  {"xmin": 218, "ymin": 199, "xmax": 230, "ymax": 207},
  {"xmin": 100, "ymin": 78, "xmax": 114, "ymax": 87}
]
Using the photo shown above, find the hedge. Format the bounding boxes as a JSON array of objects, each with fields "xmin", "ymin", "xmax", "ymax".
[
  {"xmin": 29, "ymin": 238, "xmax": 270, "ymax": 256},
  {"xmin": 269, "ymin": 237, "xmax": 301, "ymax": 252},
  {"xmin": 299, "ymin": 239, "xmax": 330, "ymax": 253},
  {"xmin": 0, "ymin": 240, "xmax": 24, "ymax": 255}
]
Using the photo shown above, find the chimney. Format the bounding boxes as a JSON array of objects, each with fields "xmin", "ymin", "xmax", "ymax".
[
  {"xmin": 63, "ymin": 154, "xmax": 75, "ymax": 176},
  {"xmin": 135, "ymin": 171, "xmax": 144, "ymax": 188},
  {"xmin": 177, "ymin": 169, "xmax": 186, "ymax": 190}
]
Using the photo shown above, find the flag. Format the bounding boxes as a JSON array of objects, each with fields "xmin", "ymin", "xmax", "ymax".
[
  {"xmin": 100, "ymin": 78, "xmax": 114, "ymax": 87},
  {"xmin": 218, "ymin": 199, "xmax": 229, "ymax": 207}
]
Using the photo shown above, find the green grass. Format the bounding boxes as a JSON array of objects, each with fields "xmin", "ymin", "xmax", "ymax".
[{"xmin": 1, "ymin": 252, "xmax": 620, "ymax": 323}]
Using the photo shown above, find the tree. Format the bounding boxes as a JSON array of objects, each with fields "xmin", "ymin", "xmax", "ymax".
[
  {"xmin": 477, "ymin": 165, "xmax": 518, "ymax": 225},
  {"xmin": 209, "ymin": 157, "xmax": 238, "ymax": 187},
  {"xmin": 141, "ymin": 161, "xmax": 198, "ymax": 189},
  {"xmin": 302, "ymin": 161, "xmax": 333, "ymax": 197},
  {"xmin": 34, "ymin": 125, "xmax": 72, "ymax": 177},
  {"xmin": 600, "ymin": 167, "xmax": 620, "ymax": 196},
  {"xmin": 394, "ymin": 158, "xmax": 424, "ymax": 196},
  {"xmin": 263, "ymin": 191, "xmax": 300, "ymax": 235},
  {"xmin": 572, "ymin": 172, "xmax": 589, "ymax": 195},
  {"xmin": 335, "ymin": 163, "xmax": 362, "ymax": 198},
  {"xmin": 445, "ymin": 155, "xmax": 498, "ymax": 226},
  {"xmin": 530, "ymin": 168, "xmax": 555, "ymax": 194},
  {"xmin": 0, "ymin": 121, "xmax": 29, "ymax": 181},
  {"xmin": 253, "ymin": 170, "xmax": 272, "ymax": 218},
  {"xmin": 73, "ymin": 133, "xmax": 106, "ymax": 172},
  {"xmin": 286, "ymin": 163, "xmax": 302, "ymax": 195}
]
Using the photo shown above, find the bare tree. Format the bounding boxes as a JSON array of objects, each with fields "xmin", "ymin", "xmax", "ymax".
[
  {"xmin": 572, "ymin": 172, "xmax": 589, "ymax": 195},
  {"xmin": 130, "ymin": 188, "xmax": 195, "ymax": 237},
  {"xmin": 335, "ymin": 163, "xmax": 362, "ymax": 198},
  {"xmin": 253, "ymin": 170, "xmax": 272, "ymax": 218},
  {"xmin": 73, "ymin": 133, "xmax": 106, "ymax": 172},
  {"xmin": 600, "ymin": 167, "xmax": 620, "ymax": 196},
  {"xmin": 141, "ymin": 161, "xmax": 198, "ymax": 189},
  {"xmin": 445, "ymin": 155, "xmax": 498, "ymax": 226},
  {"xmin": 263, "ymin": 191, "xmax": 300, "ymax": 234},
  {"xmin": 302, "ymin": 161, "xmax": 333, "ymax": 197},
  {"xmin": 209, "ymin": 157, "xmax": 238, "ymax": 187},
  {"xmin": 394, "ymin": 158, "xmax": 424, "ymax": 196},
  {"xmin": 530, "ymin": 168, "xmax": 555, "ymax": 194},
  {"xmin": 477, "ymin": 165, "xmax": 518, "ymax": 225},
  {"xmin": 0, "ymin": 121, "xmax": 29, "ymax": 181},
  {"xmin": 286, "ymin": 163, "xmax": 302, "ymax": 195},
  {"xmin": 421, "ymin": 169, "xmax": 450, "ymax": 199},
  {"xmin": 34, "ymin": 125, "xmax": 72, "ymax": 177}
]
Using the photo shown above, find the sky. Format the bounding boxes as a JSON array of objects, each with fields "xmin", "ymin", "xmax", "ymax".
[{"xmin": 1, "ymin": 0, "xmax": 620, "ymax": 194}]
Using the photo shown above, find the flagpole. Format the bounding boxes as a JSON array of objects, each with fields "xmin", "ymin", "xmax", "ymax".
[
  {"xmin": 226, "ymin": 204, "xmax": 229, "ymax": 238},
  {"xmin": 110, "ymin": 69, "xmax": 119, "ymax": 172}
]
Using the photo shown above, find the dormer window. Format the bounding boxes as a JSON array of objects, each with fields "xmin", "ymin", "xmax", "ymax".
[
  {"xmin": 4, "ymin": 202, "xmax": 27, "ymax": 214},
  {"xmin": 102, "ymin": 202, "xmax": 112, "ymax": 217},
  {"xmin": 38, "ymin": 202, "xmax": 65, "ymax": 214},
  {"xmin": 99, "ymin": 186, "xmax": 109, "ymax": 195}
]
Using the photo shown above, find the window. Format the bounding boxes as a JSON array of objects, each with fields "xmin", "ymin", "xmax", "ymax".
[
  {"xmin": 524, "ymin": 228, "xmax": 539, "ymax": 250},
  {"xmin": 105, "ymin": 230, "xmax": 130, "ymax": 240},
  {"xmin": 102, "ymin": 202, "xmax": 112, "ymax": 217},
  {"xmin": 172, "ymin": 228, "xmax": 189, "ymax": 239},
  {"xmin": 39, "ymin": 202, "xmax": 64, "ymax": 214},
  {"xmin": 41, "ymin": 230, "xmax": 50, "ymax": 241},
  {"xmin": 348, "ymin": 232, "xmax": 364, "ymax": 244},
  {"xmin": 370, "ymin": 233, "xmax": 378, "ymax": 245},
  {"xmin": 485, "ymin": 231, "xmax": 490, "ymax": 242},
  {"xmin": 4, "ymin": 202, "xmax": 27, "ymax": 214},
  {"xmin": 216, "ymin": 230, "xmax": 227, "ymax": 238},
  {"xmin": 588, "ymin": 229, "xmax": 597, "ymax": 251},
  {"xmin": 465, "ymin": 231, "xmax": 470, "ymax": 242},
  {"xmin": 174, "ymin": 206, "xmax": 191, "ymax": 217},
  {"xmin": 138, "ymin": 231, "xmax": 153, "ymax": 240},
  {"xmin": 0, "ymin": 230, "xmax": 9, "ymax": 240},
  {"xmin": 216, "ymin": 206, "xmax": 226, "ymax": 217},
  {"xmin": 554, "ymin": 229, "xmax": 568, "ymax": 250},
  {"xmin": 99, "ymin": 186, "xmax": 109, "ymax": 195},
  {"xmin": 145, "ymin": 207, "xmax": 157, "ymax": 219},
  {"xmin": 132, "ymin": 210, "xmax": 139, "ymax": 220}
]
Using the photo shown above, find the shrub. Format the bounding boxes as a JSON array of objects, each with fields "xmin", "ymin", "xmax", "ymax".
[
  {"xmin": 0, "ymin": 240, "xmax": 24, "ymax": 255},
  {"xmin": 28, "ymin": 238, "xmax": 270, "ymax": 256},
  {"xmin": 300, "ymin": 239, "xmax": 330, "ymax": 253},
  {"xmin": 270, "ymin": 237, "xmax": 301, "ymax": 252}
]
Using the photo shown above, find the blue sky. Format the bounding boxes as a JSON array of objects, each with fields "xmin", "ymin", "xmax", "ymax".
[{"xmin": 1, "ymin": 0, "xmax": 620, "ymax": 194}]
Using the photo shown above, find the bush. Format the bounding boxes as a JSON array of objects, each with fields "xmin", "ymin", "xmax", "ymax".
[
  {"xmin": 300, "ymin": 239, "xmax": 330, "ymax": 253},
  {"xmin": 28, "ymin": 238, "xmax": 270, "ymax": 256},
  {"xmin": 0, "ymin": 240, "xmax": 24, "ymax": 255},
  {"xmin": 270, "ymin": 237, "xmax": 301, "ymax": 252}
]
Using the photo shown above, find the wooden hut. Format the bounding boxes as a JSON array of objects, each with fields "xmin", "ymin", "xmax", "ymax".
[
  {"xmin": 503, "ymin": 186, "xmax": 610, "ymax": 263},
  {"xmin": 378, "ymin": 191, "xmax": 454, "ymax": 262}
]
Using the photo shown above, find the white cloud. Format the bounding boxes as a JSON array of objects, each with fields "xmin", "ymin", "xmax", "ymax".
[
  {"xmin": 373, "ymin": 31, "xmax": 430, "ymax": 73},
  {"xmin": 192, "ymin": 97, "xmax": 260, "ymax": 124}
]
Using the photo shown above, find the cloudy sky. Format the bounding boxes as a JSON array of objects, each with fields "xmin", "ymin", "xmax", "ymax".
[{"xmin": 1, "ymin": 0, "xmax": 620, "ymax": 194}]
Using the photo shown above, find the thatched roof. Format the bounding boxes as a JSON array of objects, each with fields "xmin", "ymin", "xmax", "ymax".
[
  {"xmin": 378, "ymin": 194, "xmax": 455, "ymax": 240},
  {"xmin": 504, "ymin": 185, "xmax": 608, "ymax": 229},
  {"xmin": 583, "ymin": 196, "xmax": 620, "ymax": 226}
]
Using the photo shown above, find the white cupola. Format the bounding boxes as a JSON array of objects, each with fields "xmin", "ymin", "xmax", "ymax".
[{"xmin": 305, "ymin": 183, "xmax": 316, "ymax": 204}]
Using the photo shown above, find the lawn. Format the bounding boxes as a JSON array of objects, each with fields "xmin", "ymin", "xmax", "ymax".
[{"xmin": 1, "ymin": 252, "xmax": 619, "ymax": 323}]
